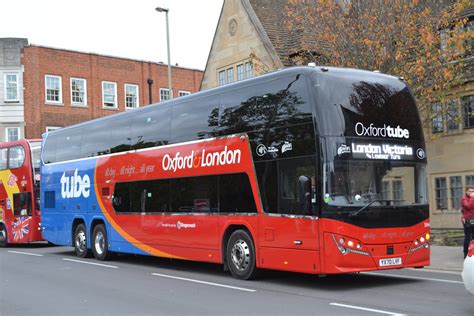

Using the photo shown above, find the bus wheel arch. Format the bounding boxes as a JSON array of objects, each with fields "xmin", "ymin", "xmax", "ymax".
[
  {"xmin": 91, "ymin": 220, "xmax": 111, "ymax": 261},
  {"xmin": 72, "ymin": 220, "xmax": 90, "ymax": 258},
  {"xmin": 222, "ymin": 225, "xmax": 258, "ymax": 280},
  {"xmin": 0, "ymin": 223, "xmax": 8, "ymax": 247}
]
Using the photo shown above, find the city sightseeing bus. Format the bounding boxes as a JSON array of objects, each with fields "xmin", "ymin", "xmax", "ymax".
[
  {"xmin": 1, "ymin": 139, "xmax": 42, "ymax": 247},
  {"xmin": 40, "ymin": 66, "xmax": 429, "ymax": 279}
]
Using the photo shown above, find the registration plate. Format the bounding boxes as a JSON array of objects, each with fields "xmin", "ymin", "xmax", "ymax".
[{"xmin": 379, "ymin": 257, "xmax": 402, "ymax": 267}]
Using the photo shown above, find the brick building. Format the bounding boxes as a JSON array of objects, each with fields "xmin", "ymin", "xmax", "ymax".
[{"xmin": 0, "ymin": 39, "xmax": 203, "ymax": 140}]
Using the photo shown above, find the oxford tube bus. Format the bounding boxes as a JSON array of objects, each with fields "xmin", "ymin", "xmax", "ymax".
[
  {"xmin": 1, "ymin": 139, "xmax": 42, "ymax": 247},
  {"xmin": 40, "ymin": 66, "xmax": 429, "ymax": 279}
]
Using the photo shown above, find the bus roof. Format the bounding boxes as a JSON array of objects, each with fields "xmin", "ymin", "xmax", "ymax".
[
  {"xmin": 42, "ymin": 66, "xmax": 403, "ymax": 137},
  {"xmin": 0, "ymin": 139, "xmax": 41, "ymax": 148}
]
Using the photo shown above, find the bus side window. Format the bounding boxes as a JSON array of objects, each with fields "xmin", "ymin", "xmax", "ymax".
[
  {"xmin": 131, "ymin": 107, "xmax": 171, "ymax": 150},
  {"xmin": 13, "ymin": 192, "xmax": 32, "ymax": 216},
  {"xmin": 80, "ymin": 123, "xmax": 111, "ymax": 157},
  {"xmin": 255, "ymin": 160, "xmax": 278, "ymax": 213},
  {"xmin": 56, "ymin": 131, "xmax": 82, "ymax": 162},
  {"xmin": 43, "ymin": 134, "xmax": 58, "ymax": 164},
  {"xmin": 112, "ymin": 183, "xmax": 131, "ymax": 213},
  {"xmin": 278, "ymin": 157, "xmax": 316, "ymax": 216},
  {"xmin": 109, "ymin": 119, "xmax": 131, "ymax": 154},
  {"xmin": 0, "ymin": 148, "xmax": 7, "ymax": 170},
  {"xmin": 9, "ymin": 146, "xmax": 25, "ymax": 169},
  {"xmin": 298, "ymin": 175, "xmax": 312, "ymax": 214},
  {"xmin": 170, "ymin": 100, "xmax": 219, "ymax": 144}
]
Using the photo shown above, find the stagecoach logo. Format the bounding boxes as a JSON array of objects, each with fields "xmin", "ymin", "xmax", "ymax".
[
  {"xmin": 60, "ymin": 169, "xmax": 91, "ymax": 199},
  {"xmin": 416, "ymin": 148, "xmax": 426, "ymax": 159},
  {"xmin": 337, "ymin": 144, "xmax": 351, "ymax": 156},
  {"xmin": 176, "ymin": 221, "xmax": 196, "ymax": 229},
  {"xmin": 161, "ymin": 222, "xmax": 196, "ymax": 229},
  {"xmin": 282, "ymin": 142, "xmax": 293, "ymax": 154},
  {"xmin": 355, "ymin": 122, "xmax": 410, "ymax": 139},
  {"xmin": 162, "ymin": 146, "xmax": 241, "ymax": 173}
]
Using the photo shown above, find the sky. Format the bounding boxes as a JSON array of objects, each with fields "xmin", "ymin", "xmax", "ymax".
[{"xmin": 0, "ymin": 0, "xmax": 224, "ymax": 70}]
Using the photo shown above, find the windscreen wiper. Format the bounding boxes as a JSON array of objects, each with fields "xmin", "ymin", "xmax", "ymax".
[{"xmin": 349, "ymin": 199, "xmax": 401, "ymax": 218}]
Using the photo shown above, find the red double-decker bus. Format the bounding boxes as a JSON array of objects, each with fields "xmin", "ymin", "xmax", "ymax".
[
  {"xmin": 0, "ymin": 139, "xmax": 42, "ymax": 247},
  {"xmin": 40, "ymin": 66, "xmax": 430, "ymax": 279}
]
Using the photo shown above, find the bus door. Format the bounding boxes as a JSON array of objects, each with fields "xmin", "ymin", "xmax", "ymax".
[
  {"xmin": 11, "ymin": 191, "xmax": 33, "ymax": 242},
  {"xmin": 1, "ymin": 144, "xmax": 35, "ymax": 244},
  {"xmin": 257, "ymin": 156, "xmax": 320, "ymax": 273}
]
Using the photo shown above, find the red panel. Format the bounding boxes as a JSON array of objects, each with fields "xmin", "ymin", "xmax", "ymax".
[
  {"xmin": 259, "ymin": 247, "xmax": 320, "ymax": 274},
  {"xmin": 259, "ymin": 216, "xmax": 319, "ymax": 250},
  {"xmin": 94, "ymin": 135, "xmax": 257, "ymax": 260},
  {"xmin": 320, "ymin": 218, "xmax": 430, "ymax": 274}
]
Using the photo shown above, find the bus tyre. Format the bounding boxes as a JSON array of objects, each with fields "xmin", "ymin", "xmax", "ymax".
[
  {"xmin": 0, "ymin": 224, "xmax": 7, "ymax": 248},
  {"xmin": 74, "ymin": 223, "xmax": 90, "ymax": 258},
  {"xmin": 92, "ymin": 224, "xmax": 111, "ymax": 261},
  {"xmin": 226, "ymin": 230, "xmax": 258, "ymax": 280}
]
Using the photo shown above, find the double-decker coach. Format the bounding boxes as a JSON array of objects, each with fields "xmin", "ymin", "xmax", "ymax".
[{"xmin": 40, "ymin": 66, "xmax": 429, "ymax": 279}]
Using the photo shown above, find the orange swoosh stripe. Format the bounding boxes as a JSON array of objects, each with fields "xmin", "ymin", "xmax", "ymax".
[{"xmin": 93, "ymin": 166, "xmax": 183, "ymax": 259}]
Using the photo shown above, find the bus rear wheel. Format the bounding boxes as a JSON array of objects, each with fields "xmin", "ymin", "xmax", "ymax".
[
  {"xmin": 0, "ymin": 224, "xmax": 7, "ymax": 247},
  {"xmin": 226, "ymin": 230, "xmax": 258, "ymax": 280},
  {"xmin": 92, "ymin": 224, "xmax": 111, "ymax": 261},
  {"xmin": 74, "ymin": 223, "xmax": 90, "ymax": 258}
]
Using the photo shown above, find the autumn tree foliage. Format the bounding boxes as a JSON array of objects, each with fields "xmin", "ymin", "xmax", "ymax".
[{"xmin": 286, "ymin": 0, "xmax": 473, "ymax": 129}]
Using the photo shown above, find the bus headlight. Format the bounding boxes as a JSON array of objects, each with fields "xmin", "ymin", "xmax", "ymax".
[
  {"xmin": 332, "ymin": 234, "xmax": 370, "ymax": 256},
  {"xmin": 409, "ymin": 232, "xmax": 430, "ymax": 253}
]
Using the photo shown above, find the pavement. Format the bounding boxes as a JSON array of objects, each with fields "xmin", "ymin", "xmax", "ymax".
[{"xmin": 428, "ymin": 245, "xmax": 464, "ymax": 272}]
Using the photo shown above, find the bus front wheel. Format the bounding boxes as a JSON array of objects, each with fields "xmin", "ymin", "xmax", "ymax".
[
  {"xmin": 74, "ymin": 223, "xmax": 90, "ymax": 258},
  {"xmin": 226, "ymin": 230, "xmax": 258, "ymax": 280},
  {"xmin": 92, "ymin": 224, "xmax": 111, "ymax": 261},
  {"xmin": 0, "ymin": 224, "xmax": 7, "ymax": 247}
]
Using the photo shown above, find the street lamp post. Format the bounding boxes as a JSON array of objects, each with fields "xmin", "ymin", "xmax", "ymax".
[{"xmin": 155, "ymin": 7, "xmax": 172, "ymax": 99}]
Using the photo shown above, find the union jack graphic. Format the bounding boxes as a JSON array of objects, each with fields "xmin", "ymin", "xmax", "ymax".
[{"xmin": 11, "ymin": 216, "xmax": 29, "ymax": 241}]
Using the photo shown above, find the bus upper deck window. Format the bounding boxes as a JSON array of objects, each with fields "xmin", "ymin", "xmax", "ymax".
[
  {"xmin": 0, "ymin": 148, "xmax": 7, "ymax": 170},
  {"xmin": 9, "ymin": 146, "xmax": 25, "ymax": 169}
]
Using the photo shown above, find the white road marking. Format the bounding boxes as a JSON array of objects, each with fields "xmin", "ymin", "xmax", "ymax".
[
  {"xmin": 62, "ymin": 258, "xmax": 118, "ymax": 269},
  {"xmin": 152, "ymin": 273, "xmax": 256, "ymax": 292},
  {"xmin": 330, "ymin": 303, "xmax": 406, "ymax": 316},
  {"xmin": 363, "ymin": 271, "xmax": 463, "ymax": 284},
  {"xmin": 7, "ymin": 250, "xmax": 43, "ymax": 257},
  {"xmin": 409, "ymin": 268, "xmax": 460, "ymax": 275}
]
